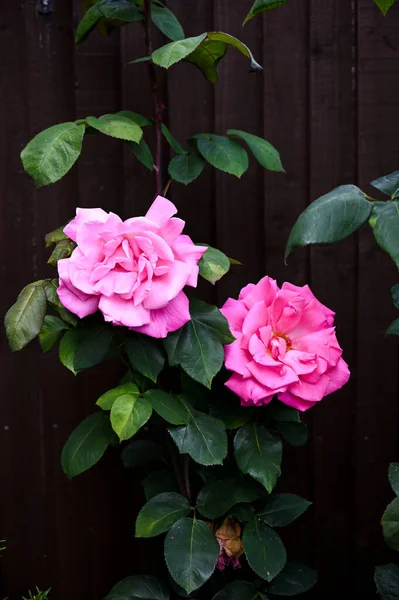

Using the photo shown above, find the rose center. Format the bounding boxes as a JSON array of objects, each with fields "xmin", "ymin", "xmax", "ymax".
[{"xmin": 268, "ymin": 333, "xmax": 292, "ymax": 360}]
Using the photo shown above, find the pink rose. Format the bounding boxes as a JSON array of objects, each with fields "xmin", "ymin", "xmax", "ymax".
[
  {"xmin": 220, "ymin": 276, "xmax": 350, "ymax": 411},
  {"xmin": 57, "ymin": 196, "xmax": 206, "ymax": 338}
]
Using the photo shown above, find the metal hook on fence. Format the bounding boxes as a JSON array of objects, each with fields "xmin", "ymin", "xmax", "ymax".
[{"xmin": 38, "ymin": 0, "xmax": 53, "ymax": 16}]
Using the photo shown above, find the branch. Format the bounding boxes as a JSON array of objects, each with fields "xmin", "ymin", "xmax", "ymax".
[{"xmin": 144, "ymin": 0, "xmax": 163, "ymax": 197}]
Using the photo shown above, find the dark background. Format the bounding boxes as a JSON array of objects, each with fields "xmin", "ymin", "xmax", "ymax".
[{"xmin": 1, "ymin": 0, "xmax": 399, "ymax": 598}]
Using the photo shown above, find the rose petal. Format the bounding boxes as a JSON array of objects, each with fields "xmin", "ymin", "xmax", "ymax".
[
  {"xmin": 99, "ymin": 294, "xmax": 150, "ymax": 328},
  {"xmin": 146, "ymin": 195, "xmax": 178, "ymax": 226},
  {"xmin": 57, "ymin": 278, "xmax": 99, "ymax": 319},
  {"xmin": 132, "ymin": 291, "xmax": 190, "ymax": 338}
]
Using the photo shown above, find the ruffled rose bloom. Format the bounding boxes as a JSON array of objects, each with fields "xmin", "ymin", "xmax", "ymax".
[
  {"xmin": 57, "ymin": 196, "xmax": 206, "ymax": 338},
  {"xmin": 220, "ymin": 276, "xmax": 350, "ymax": 411}
]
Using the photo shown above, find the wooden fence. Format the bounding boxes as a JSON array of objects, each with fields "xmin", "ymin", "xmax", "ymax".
[{"xmin": 1, "ymin": 0, "xmax": 399, "ymax": 597}]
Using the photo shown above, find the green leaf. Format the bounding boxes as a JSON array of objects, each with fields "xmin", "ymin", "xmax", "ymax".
[
  {"xmin": 244, "ymin": 0, "xmax": 291, "ymax": 24},
  {"xmin": 185, "ymin": 40, "xmax": 228, "ymax": 83},
  {"xmin": 61, "ymin": 412, "xmax": 117, "ymax": 478},
  {"xmin": 129, "ymin": 138, "xmax": 154, "ymax": 171},
  {"xmin": 39, "ymin": 315, "xmax": 69, "ymax": 353},
  {"xmin": 369, "ymin": 201, "xmax": 399, "ymax": 269},
  {"xmin": 258, "ymin": 494, "xmax": 311, "ymax": 527},
  {"xmin": 168, "ymin": 153, "xmax": 205, "ymax": 185},
  {"xmin": 195, "ymin": 134, "xmax": 249, "ymax": 178},
  {"xmin": 169, "ymin": 399, "xmax": 227, "ymax": 466},
  {"xmin": 212, "ymin": 582, "xmax": 258, "ymax": 600},
  {"xmin": 243, "ymin": 519, "xmax": 287, "ymax": 581},
  {"xmin": 110, "ymin": 393, "xmax": 152, "ymax": 441},
  {"xmin": 124, "ymin": 333, "xmax": 165, "ymax": 382},
  {"xmin": 373, "ymin": 0, "xmax": 398, "ymax": 16},
  {"xmin": 47, "ymin": 239, "xmax": 75, "ymax": 267},
  {"xmin": 151, "ymin": 4, "xmax": 185, "ymax": 41},
  {"xmin": 180, "ymin": 372, "xmax": 212, "ymax": 411},
  {"xmin": 116, "ymin": 110, "xmax": 152, "ymax": 126},
  {"xmin": 382, "ymin": 497, "xmax": 399, "ymax": 550},
  {"xmin": 196, "ymin": 476, "xmax": 259, "ymax": 519},
  {"xmin": 43, "ymin": 279, "xmax": 78, "ymax": 326},
  {"xmin": 59, "ymin": 326, "xmax": 113, "ymax": 374},
  {"xmin": 267, "ymin": 562, "xmax": 318, "ymax": 596},
  {"xmin": 45, "ymin": 225, "xmax": 69, "ymax": 247},
  {"xmin": 286, "ymin": 185, "xmax": 371, "ymax": 259},
  {"xmin": 164, "ymin": 517, "xmax": 219, "ymax": 594},
  {"xmin": 121, "ymin": 440, "xmax": 166, "ymax": 469},
  {"xmin": 199, "ymin": 246, "xmax": 230, "ymax": 284},
  {"xmin": 164, "ymin": 298, "xmax": 234, "ymax": 388},
  {"xmin": 372, "ymin": 170, "xmax": 399, "ymax": 198},
  {"xmin": 144, "ymin": 390, "xmax": 188, "ymax": 425},
  {"xmin": 206, "ymin": 32, "xmax": 262, "ymax": 72},
  {"xmin": 136, "ymin": 492, "xmax": 191, "ymax": 538},
  {"xmin": 227, "ymin": 129, "xmax": 284, "ymax": 172},
  {"xmin": 5, "ymin": 283, "xmax": 47, "ymax": 352},
  {"xmin": 375, "ymin": 564, "xmax": 399, "ymax": 600},
  {"xmin": 76, "ymin": 0, "xmax": 143, "ymax": 44},
  {"xmin": 105, "ymin": 575, "xmax": 170, "ymax": 600},
  {"xmin": 234, "ymin": 424, "xmax": 282, "ymax": 493},
  {"xmin": 228, "ymin": 503, "xmax": 256, "ymax": 523},
  {"xmin": 142, "ymin": 469, "xmax": 178, "ymax": 500},
  {"xmin": 390, "ymin": 464, "xmax": 399, "ymax": 496},
  {"xmin": 21, "ymin": 122, "xmax": 85, "ymax": 188},
  {"xmin": 97, "ymin": 383, "xmax": 140, "ymax": 411},
  {"xmin": 161, "ymin": 123, "xmax": 186, "ymax": 155},
  {"xmin": 210, "ymin": 402, "xmax": 255, "ymax": 430},
  {"xmin": 275, "ymin": 421, "xmax": 308, "ymax": 447},
  {"xmin": 152, "ymin": 34, "xmax": 207, "ymax": 69},
  {"xmin": 86, "ymin": 114, "xmax": 142, "ymax": 143},
  {"xmin": 392, "ymin": 285, "xmax": 399, "ymax": 310},
  {"xmin": 387, "ymin": 319, "xmax": 399, "ymax": 336}
]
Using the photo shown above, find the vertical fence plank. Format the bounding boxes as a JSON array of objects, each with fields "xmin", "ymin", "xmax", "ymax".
[
  {"xmin": 356, "ymin": 1, "xmax": 399, "ymax": 595},
  {"xmin": 308, "ymin": 2, "xmax": 358, "ymax": 596}
]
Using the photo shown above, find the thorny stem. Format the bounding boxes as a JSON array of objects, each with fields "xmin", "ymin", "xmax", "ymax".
[{"xmin": 144, "ymin": 0, "xmax": 163, "ymax": 197}]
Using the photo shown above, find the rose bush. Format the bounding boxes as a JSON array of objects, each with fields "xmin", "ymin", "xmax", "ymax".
[
  {"xmin": 221, "ymin": 276, "xmax": 350, "ymax": 411},
  {"xmin": 57, "ymin": 196, "xmax": 206, "ymax": 338}
]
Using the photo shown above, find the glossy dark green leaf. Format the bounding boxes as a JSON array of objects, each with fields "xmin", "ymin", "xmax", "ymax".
[
  {"xmin": 258, "ymin": 494, "xmax": 311, "ymax": 527},
  {"xmin": 164, "ymin": 518, "xmax": 219, "ymax": 594},
  {"xmin": 244, "ymin": 0, "xmax": 291, "ymax": 24},
  {"xmin": 382, "ymin": 497, "xmax": 399, "ymax": 550},
  {"xmin": 39, "ymin": 315, "xmax": 69, "ymax": 353},
  {"xmin": 212, "ymin": 581, "xmax": 258, "ymax": 600},
  {"xmin": 372, "ymin": 0, "xmax": 398, "ymax": 16},
  {"xmin": 196, "ymin": 476, "xmax": 259, "ymax": 519},
  {"xmin": 97, "ymin": 383, "xmax": 140, "ymax": 411},
  {"xmin": 195, "ymin": 134, "xmax": 249, "ymax": 178},
  {"xmin": 164, "ymin": 298, "xmax": 234, "ymax": 388},
  {"xmin": 161, "ymin": 123, "xmax": 186, "ymax": 155},
  {"xmin": 152, "ymin": 34, "xmax": 207, "ymax": 68},
  {"xmin": 151, "ymin": 4, "xmax": 185, "ymax": 41},
  {"xmin": 129, "ymin": 138, "xmax": 154, "ymax": 171},
  {"xmin": 105, "ymin": 575, "xmax": 170, "ymax": 600},
  {"xmin": 372, "ymin": 170, "xmax": 399, "ymax": 198},
  {"xmin": 268, "ymin": 562, "xmax": 318, "ymax": 596},
  {"xmin": 275, "ymin": 421, "xmax": 308, "ymax": 447},
  {"xmin": 76, "ymin": 0, "xmax": 143, "ymax": 44},
  {"xmin": 124, "ymin": 333, "xmax": 165, "ymax": 382},
  {"xmin": 142, "ymin": 469, "xmax": 177, "ymax": 500},
  {"xmin": 180, "ymin": 372, "xmax": 212, "ymax": 411},
  {"xmin": 228, "ymin": 503, "xmax": 256, "ymax": 523},
  {"xmin": 61, "ymin": 412, "xmax": 117, "ymax": 478},
  {"xmin": 199, "ymin": 246, "xmax": 230, "ymax": 284},
  {"xmin": 185, "ymin": 40, "xmax": 228, "ymax": 83},
  {"xmin": 392, "ymin": 285, "xmax": 399, "ymax": 310},
  {"xmin": 369, "ymin": 201, "xmax": 399, "ymax": 269},
  {"xmin": 86, "ymin": 114, "xmax": 143, "ymax": 143},
  {"xmin": 43, "ymin": 279, "xmax": 78, "ymax": 326},
  {"xmin": 121, "ymin": 440, "xmax": 166, "ymax": 469},
  {"xmin": 45, "ymin": 225, "xmax": 69, "ymax": 247},
  {"xmin": 168, "ymin": 153, "xmax": 205, "ymax": 185},
  {"xmin": 387, "ymin": 319, "xmax": 399, "ymax": 335},
  {"xmin": 59, "ymin": 326, "xmax": 113, "ymax": 374},
  {"xmin": 116, "ymin": 110, "xmax": 152, "ymax": 126},
  {"xmin": 144, "ymin": 390, "xmax": 188, "ymax": 425},
  {"xmin": 110, "ymin": 393, "xmax": 152, "ymax": 441},
  {"xmin": 227, "ymin": 129, "xmax": 284, "ymax": 172},
  {"xmin": 47, "ymin": 239, "xmax": 75, "ymax": 267},
  {"xmin": 169, "ymin": 402, "xmax": 227, "ymax": 466},
  {"xmin": 375, "ymin": 564, "xmax": 399, "ymax": 600},
  {"xmin": 390, "ymin": 464, "xmax": 399, "ymax": 496},
  {"xmin": 235, "ymin": 424, "xmax": 282, "ymax": 493},
  {"xmin": 136, "ymin": 492, "xmax": 191, "ymax": 538},
  {"xmin": 243, "ymin": 519, "xmax": 287, "ymax": 581},
  {"xmin": 206, "ymin": 32, "xmax": 262, "ymax": 71},
  {"xmin": 210, "ymin": 402, "xmax": 255, "ymax": 430},
  {"xmin": 285, "ymin": 185, "xmax": 371, "ymax": 260},
  {"xmin": 5, "ymin": 282, "xmax": 47, "ymax": 352},
  {"xmin": 21, "ymin": 122, "xmax": 85, "ymax": 187}
]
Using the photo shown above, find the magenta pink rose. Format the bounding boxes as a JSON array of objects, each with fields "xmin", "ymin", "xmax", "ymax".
[
  {"xmin": 57, "ymin": 196, "xmax": 206, "ymax": 338},
  {"xmin": 220, "ymin": 276, "xmax": 350, "ymax": 411}
]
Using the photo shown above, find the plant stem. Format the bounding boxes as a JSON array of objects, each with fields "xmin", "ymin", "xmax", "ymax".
[
  {"xmin": 144, "ymin": 0, "xmax": 163, "ymax": 196},
  {"xmin": 166, "ymin": 432, "xmax": 187, "ymax": 499},
  {"xmin": 183, "ymin": 455, "xmax": 192, "ymax": 503}
]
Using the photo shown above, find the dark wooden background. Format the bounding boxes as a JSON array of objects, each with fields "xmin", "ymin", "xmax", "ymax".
[{"xmin": 1, "ymin": 0, "xmax": 399, "ymax": 598}]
